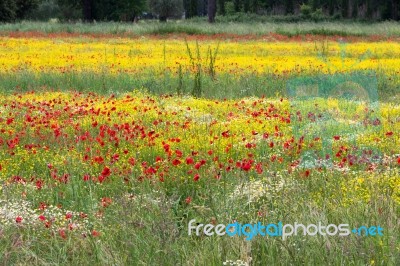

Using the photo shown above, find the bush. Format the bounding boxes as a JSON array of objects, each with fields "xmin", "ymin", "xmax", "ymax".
[
  {"xmin": 0, "ymin": 0, "xmax": 17, "ymax": 22},
  {"xmin": 300, "ymin": 3, "xmax": 312, "ymax": 19},
  {"xmin": 0, "ymin": 0, "xmax": 42, "ymax": 22},
  {"xmin": 311, "ymin": 8, "xmax": 325, "ymax": 21},
  {"xmin": 28, "ymin": 0, "xmax": 61, "ymax": 21},
  {"xmin": 15, "ymin": 0, "xmax": 40, "ymax": 19},
  {"xmin": 147, "ymin": 0, "xmax": 183, "ymax": 21}
]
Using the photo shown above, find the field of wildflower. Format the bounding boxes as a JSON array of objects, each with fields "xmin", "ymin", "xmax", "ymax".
[{"xmin": 0, "ymin": 29, "xmax": 399, "ymax": 265}]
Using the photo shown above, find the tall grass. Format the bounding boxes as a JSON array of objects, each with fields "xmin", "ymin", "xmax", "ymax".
[
  {"xmin": 0, "ymin": 71, "xmax": 398, "ymax": 102},
  {"xmin": 1, "ymin": 20, "xmax": 400, "ymax": 37}
]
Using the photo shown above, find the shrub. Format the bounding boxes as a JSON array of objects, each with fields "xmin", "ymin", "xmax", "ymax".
[
  {"xmin": 0, "ymin": 0, "xmax": 17, "ymax": 22},
  {"xmin": 300, "ymin": 3, "xmax": 312, "ymax": 19}
]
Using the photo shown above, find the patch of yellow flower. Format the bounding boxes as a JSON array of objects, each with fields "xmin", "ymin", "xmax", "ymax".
[{"xmin": 1, "ymin": 37, "xmax": 400, "ymax": 75}]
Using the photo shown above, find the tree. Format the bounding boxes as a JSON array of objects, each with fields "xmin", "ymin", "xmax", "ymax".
[
  {"xmin": 218, "ymin": 0, "xmax": 225, "ymax": 15},
  {"xmin": 0, "ymin": 0, "xmax": 41, "ymax": 22},
  {"xmin": 341, "ymin": 0, "xmax": 349, "ymax": 18},
  {"xmin": 250, "ymin": 0, "xmax": 258, "ymax": 13},
  {"xmin": 15, "ymin": 0, "xmax": 40, "ymax": 19},
  {"xmin": 233, "ymin": 0, "xmax": 240, "ymax": 12},
  {"xmin": 184, "ymin": 0, "xmax": 198, "ymax": 18},
  {"xmin": 57, "ymin": 0, "xmax": 83, "ymax": 20},
  {"xmin": 82, "ymin": 0, "xmax": 93, "ymax": 21},
  {"xmin": 94, "ymin": 0, "xmax": 146, "ymax": 21},
  {"xmin": 58, "ymin": 0, "xmax": 146, "ymax": 22},
  {"xmin": 392, "ymin": 0, "xmax": 399, "ymax": 20},
  {"xmin": 148, "ymin": 0, "xmax": 183, "ymax": 21},
  {"xmin": 208, "ymin": 0, "xmax": 216, "ymax": 22},
  {"xmin": 285, "ymin": 0, "xmax": 293, "ymax": 14},
  {"xmin": 0, "ymin": 0, "xmax": 17, "ymax": 22}
]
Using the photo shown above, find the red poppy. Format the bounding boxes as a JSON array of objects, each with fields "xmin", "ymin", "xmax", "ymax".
[
  {"xmin": 222, "ymin": 131, "xmax": 230, "ymax": 138},
  {"xmin": 39, "ymin": 202, "xmax": 47, "ymax": 210},
  {"xmin": 98, "ymin": 175, "xmax": 106, "ymax": 183},
  {"xmin": 333, "ymin": 136, "xmax": 340, "ymax": 140},
  {"xmin": 111, "ymin": 153, "xmax": 119, "ymax": 163},
  {"xmin": 193, "ymin": 173, "xmax": 200, "ymax": 182},
  {"xmin": 101, "ymin": 197, "xmax": 112, "ymax": 208},
  {"xmin": 163, "ymin": 143, "xmax": 170, "ymax": 152},
  {"xmin": 128, "ymin": 157, "xmax": 136, "ymax": 166},
  {"xmin": 101, "ymin": 166, "xmax": 111, "ymax": 177},
  {"xmin": 242, "ymin": 163, "xmax": 251, "ymax": 171},
  {"xmin": 186, "ymin": 157, "xmax": 194, "ymax": 164},
  {"xmin": 269, "ymin": 142, "xmax": 274, "ymax": 148},
  {"xmin": 305, "ymin": 170, "xmax": 311, "ymax": 177},
  {"xmin": 145, "ymin": 166, "xmax": 156, "ymax": 175},
  {"xmin": 194, "ymin": 162, "xmax": 202, "ymax": 170},
  {"xmin": 38, "ymin": 215, "xmax": 46, "ymax": 221},
  {"xmin": 59, "ymin": 229, "xmax": 67, "ymax": 239},
  {"xmin": 385, "ymin": 131, "xmax": 393, "ymax": 137},
  {"xmin": 68, "ymin": 223, "xmax": 74, "ymax": 231},
  {"xmin": 255, "ymin": 163, "xmax": 263, "ymax": 174},
  {"xmin": 83, "ymin": 174, "xmax": 90, "ymax": 181},
  {"xmin": 172, "ymin": 158, "xmax": 181, "ymax": 166},
  {"xmin": 92, "ymin": 230, "xmax": 101, "ymax": 237},
  {"xmin": 185, "ymin": 196, "xmax": 192, "ymax": 204},
  {"xmin": 245, "ymin": 143, "xmax": 254, "ymax": 149},
  {"xmin": 15, "ymin": 216, "xmax": 23, "ymax": 223},
  {"xmin": 175, "ymin": 150, "xmax": 183, "ymax": 157},
  {"xmin": 35, "ymin": 180, "xmax": 43, "ymax": 190}
]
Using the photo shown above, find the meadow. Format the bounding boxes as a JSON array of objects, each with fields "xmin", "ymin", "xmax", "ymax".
[{"xmin": 0, "ymin": 22, "xmax": 399, "ymax": 265}]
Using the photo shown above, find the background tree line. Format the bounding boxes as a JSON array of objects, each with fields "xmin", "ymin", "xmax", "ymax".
[{"xmin": 0, "ymin": 0, "xmax": 399, "ymax": 22}]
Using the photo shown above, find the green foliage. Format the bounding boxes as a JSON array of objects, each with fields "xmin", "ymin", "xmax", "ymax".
[
  {"xmin": 0, "ymin": 0, "xmax": 17, "ymax": 22},
  {"xmin": 0, "ymin": 0, "xmax": 39, "ymax": 21},
  {"xmin": 147, "ymin": 0, "xmax": 183, "ymax": 21},
  {"xmin": 18, "ymin": 0, "xmax": 399, "ymax": 22},
  {"xmin": 57, "ymin": 0, "xmax": 147, "ymax": 21},
  {"xmin": 224, "ymin": 1, "xmax": 235, "ymax": 15},
  {"xmin": 15, "ymin": 0, "xmax": 40, "ymax": 19},
  {"xmin": 94, "ymin": 0, "xmax": 146, "ymax": 21},
  {"xmin": 56, "ymin": 0, "xmax": 81, "ymax": 20},
  {"xmin": 28, "ymin": 0, "xmax": 62, "ymax": 20},
  {"xmin": 300, "ymin": 3, "xmax": 312, "ymax": 18},
  {"xmin": 184, "ymin": 0, "xmax": 198, "ymax": 18},
  {"xmin": 311, "ymin": 8, "xmax": 325, "ymax": 21}
]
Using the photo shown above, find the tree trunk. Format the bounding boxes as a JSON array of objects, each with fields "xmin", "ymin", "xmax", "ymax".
[
  {"xmin": 341, "ymin": 0, "xmax": 349, "ymax": 18},
  {"xmin": 392, "ymin": 0, "xmax": 399, "ymax": 20},
  {"xmin": 82, "ymin": 0, "xmax": 93, "ymax": 22},
  {"xmin": 208, "ymin": 0, "xmax": 217, "ymax": 23}
]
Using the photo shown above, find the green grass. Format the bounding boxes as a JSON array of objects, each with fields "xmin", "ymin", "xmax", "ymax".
[
  {"xmin": 1, "ymin": 20, "xmax": 400, "ymax": 37},
  {"xmin": 0, "ymin": 87, "xmax": 398, "ymax": 265},
  {"xmin": 0, "ymin": 70, "xmax": 399, "ymax": 102}
]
